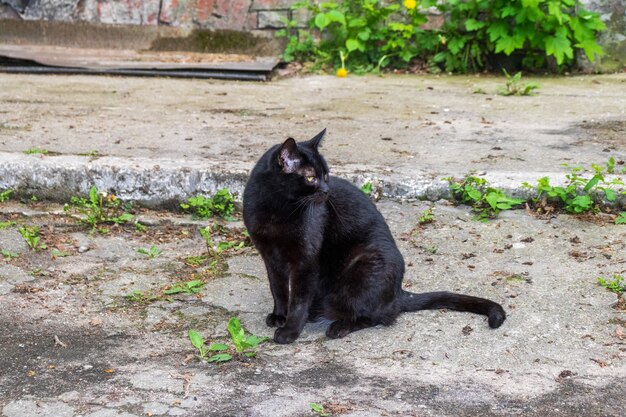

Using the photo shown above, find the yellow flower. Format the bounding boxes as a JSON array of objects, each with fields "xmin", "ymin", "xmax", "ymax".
[
  {"xmin": 336, "ymin": 67, "xmax": 348, "ymax": 78},
  {"xmin": 403, "ymin": 0, "xmax": 417, "ymax": 10}
]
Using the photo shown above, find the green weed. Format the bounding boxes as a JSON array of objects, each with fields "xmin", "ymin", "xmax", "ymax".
[
  {"xmin": 18, "ymin": 226, "xmax": 46, "ymax": 251},
  {"xmin": 51, "ymin": 248, "xmax": 70, "ymax": 258},
  {"xmin": 597, "ymin": 274, "xmax": 625, "ymax": 296},
  {"xmin": 447, "ymin": 176, "xmax": 524, "ymax": 221},
  {"xmin": 497, "ymin": 70, "xmax": 539, "ymax": 96},
  {"xmin": 523, "ymin": 159, "xmax": 625, "ymax": 215},
  {"xmin": 1, "ymin": 249, "xmax": 19, "ymax": 259},
  {"xmin": 123, "ymin": 290, "xmax": 164, "ymax": 304},
  {"xmin": 616, "ymin": 212, "xmax": 626, "ymax": 225},
  {"xmin": 164, "ymin": 280, "xmax": 204, "ymax": 295},
  {"xmin": 0, "ymin": 189, "xmax": 12, "ymax": 202},
  {"xmin": 180, "ymin": 189, "xmax": 235, "ymax": 220},
  {"xmin": 418, "ymin": 207, "xmax": 435, "ymax": 225},
  {"xmin": 64, "ymin": 185, "xmax": 134, "ymax": 230},
  {"xmin": 188, "ymin": 317, "xmax": 269, "ymax": 363},
  {"xmin": 310, "ymin": 403, "xmax": 330, "ymax": 417},
  {"xmin": 360, "ymin": 181, "xmax": 373, "ymax": 196},
  {"xmin": 0, "ymin": 221, "xmax": 16, "ymax": 230},
  {"xmin": 24, "ymin": 147, "xmax": 49, "ymax": 155},
  {"xmin": 137, "ymin": 245, "xmax": 162, "ymax": 259}
]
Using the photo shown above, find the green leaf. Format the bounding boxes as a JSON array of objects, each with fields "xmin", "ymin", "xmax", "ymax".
[
  {"xmin": 616, "ymin": 212, "xmax": 626, "ymax": 225},
  {"xmin": 583, "ymin": 174, "xmax": 602, "ymax": 192},
  {"xmin": 487, "ymin": 21, "xmax": 508, "ymax": 42},
  {"xmin": 495, "ymin": 34, "xmax": 525, "ymax": 55},
  {"xmin": 207, "ymin": 343, "xmax": 230, "ymax": 351},
  {"xmin": 345, "ymin": 38, "xmax": 362, "ymax": 52},
  {"xmin": 244, "ymin": 335, "xmax": 269, "ymax": 348},
  {"xmin": 545, "ymin": 29, "xmax": 573, "ymax": 64},
  {"xmin": 89, "ymin": 186, "xmax": 99, "ymax": 206},
  {"xmin": 604, "ymin": 188, "xmax": 616, "ymax": 201},
  {"xmin": 327, "ymin": 9, "xmax": 345, "ymax": 25},
  {"xmin": 207, "ymin": 353, "xmax": 232, "ymax": 363},
  {"xmin": 575, "ymin": 38, "xmax": 604, "ymax": 62},
  {"xmin": 314, "ymin": 13, "xmax": 330, "ymax": 30},
  {"xmin": 465, "ymin": 19, "xmax": 486, "ymax": 31},
  {"xmin": 188, "ymin": 330, "xmax": 205, "ymax": 351}
]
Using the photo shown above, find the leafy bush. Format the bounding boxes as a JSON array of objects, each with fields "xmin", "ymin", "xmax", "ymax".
[{"xmin": 279, "ymin": 0, "xmax": 605, "ymax": 73}]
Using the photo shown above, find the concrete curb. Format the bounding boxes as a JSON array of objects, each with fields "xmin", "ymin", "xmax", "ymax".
[{"xmin": 1, "ymin": 152, "xmax": 624, "ymax": 208}]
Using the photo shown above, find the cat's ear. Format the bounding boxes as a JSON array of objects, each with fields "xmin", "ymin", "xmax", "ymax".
[
  {"xmin": 277, "ymin": 138, "xmax": 302, "ymax": 173},
  {"xmin": 306, "ymin": 128, "xmax": 327, "ymax": 150}
]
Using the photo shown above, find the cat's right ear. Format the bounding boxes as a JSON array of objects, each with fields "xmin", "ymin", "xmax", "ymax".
[{"xmin": 277, "ymin": 138, "xmax": 301, "ymax": 173}]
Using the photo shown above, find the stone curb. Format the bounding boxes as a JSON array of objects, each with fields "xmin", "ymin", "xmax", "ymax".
[{"xmin": 0, "ymin": 152, "xmax": 623, "ymax": 208}]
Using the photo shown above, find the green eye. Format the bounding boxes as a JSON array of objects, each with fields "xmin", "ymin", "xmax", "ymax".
[{"xmin": 305, "ymin": 176, "xmax": 316, "ymax": 183}]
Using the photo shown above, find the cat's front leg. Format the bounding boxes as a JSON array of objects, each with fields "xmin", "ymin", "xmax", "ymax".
[
  {"xmin": 273, "ymin": 264, "xmax": 318, "ymax": 344},
  {"xmin": 259, "ymin": 248, "xmax": 289, "ymax": 328}
]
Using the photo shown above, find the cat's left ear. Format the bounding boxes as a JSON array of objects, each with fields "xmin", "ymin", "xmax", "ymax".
[
  {"xmin": 306, "ymin": 128, "xmax": 327, "ymax": 150},
  {"xmin": 278, "ymin": 137, "xmax": 302, "ymax": 174}
]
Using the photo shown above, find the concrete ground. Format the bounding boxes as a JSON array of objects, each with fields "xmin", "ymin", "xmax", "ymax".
[{"xmin": 0, "ymin": 72, "xmax": 625, "ymax": 417}]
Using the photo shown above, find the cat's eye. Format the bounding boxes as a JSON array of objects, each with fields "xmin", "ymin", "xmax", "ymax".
[{"xmin": 305, "ymin": 176, "xmax": 316, "ymax": 183}]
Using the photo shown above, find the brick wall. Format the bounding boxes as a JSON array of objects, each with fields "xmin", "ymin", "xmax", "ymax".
[{"xmin": 0, "ymin": 0, "xmax": 300, "ymax": 32}]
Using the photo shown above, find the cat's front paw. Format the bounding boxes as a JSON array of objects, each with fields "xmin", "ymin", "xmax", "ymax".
[
  {"xmin": 266, "ymin": 313, "xmax": 286, "ymax": 328},
  {"xmin": 273, "ymin": 327, "xmax": 300, "ymax": 344},
  {"xmin": 326, "ymin": 320, "xmax": 352, "ymax": 339}
]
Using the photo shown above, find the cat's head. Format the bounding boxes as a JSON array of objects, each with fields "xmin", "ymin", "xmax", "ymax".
[{"xmin": 275, "ymin": 129, "xmax": 330, "ymax": 203}]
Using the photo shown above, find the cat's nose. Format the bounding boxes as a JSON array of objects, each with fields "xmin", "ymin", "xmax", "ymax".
[{"xmin": 320, "ymin": 183, "xmax": 329, "ymax": 194}]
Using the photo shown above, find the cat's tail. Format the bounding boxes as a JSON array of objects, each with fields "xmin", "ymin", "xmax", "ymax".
[{"xmin": 399, "ymin": 290, "xmax": 506, "ymax": 328}]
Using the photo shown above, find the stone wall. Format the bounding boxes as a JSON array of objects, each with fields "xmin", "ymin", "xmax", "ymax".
[{"xmin": 0, "ymin": 0, "xmax": 299, "ymax": 31}]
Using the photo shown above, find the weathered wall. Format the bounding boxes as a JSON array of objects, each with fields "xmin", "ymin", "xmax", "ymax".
[
  {"xmin": 0, "ymin": 0, "xmax": 623, "ymax": 68},
  {"xmin": 0, "ymin": 0, "xmax": 298, "ymax": 31}
]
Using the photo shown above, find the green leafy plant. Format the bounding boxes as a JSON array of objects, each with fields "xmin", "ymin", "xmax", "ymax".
[
  {"xmin": 360, "ymin": 181, "xmax": 373, "ymax": 196},
  {"xmin": 0, "ymin": 221, "xmax": 16, "ymax": 230},
  {"xmin": 418, "ymin": 207, "xmax": 435, "ymax": 224},
  {"xmin": 18, "ymin": 225, "xmax": 47, "ymax": 251},
  {"xmin": 51, "ymin": 248, "xmax": 70, "ymax": 258},
  {"xmin": 1, "ymin": 249, "xmax": 19, "ymax": 259},
  {"xmin": 310, "ymin": 403, "xmax": 331, "ymax": 417},
  {"xmin": 180, "ymin": 189, "xmax": 235, "ymax": 220},
  {"xmin": 24, "ymin": 147, "xmax": 49, "ymax": 155},
  {"xmin": 523, "ymin": 159, "xmax": 625, "ymax": 215},
  {"xmin": 137, "ymin": 245, "xmax": 162, "ymax": 259},
  {"xmin": 447, "ymin": 176, "xmax": 524, "ymax": 221},
  {"xmin": 280, "ymin": 0, "xmax": 605, "ymax": 74},
  {"xmin": 188, "ymin": 318, "xmax": 268, "ymax": 364},
  {"xmin": 64, "ymin": 186, "xmax": 134, "ymax": 230},
  {"xmin": 123, "ymin": 290, "xmax": 162, "ymax": 304},
  {"xmin": 497, "ymin": 70, "xmax": 539, "ymax": 96},
  {"xmin": 616, "ymin": 212, "xmax": 626, "ymax": 225},
  {"xmin": 164, "ymin": 280, "xmax": 204, "ymax": 295},
  {"xmin": 597, "ymin": 274, "xmax": 625, "ymax": 296},
  {"xmin": 0, "ymin": 189, "xmax": 12, "ymax": 202}
]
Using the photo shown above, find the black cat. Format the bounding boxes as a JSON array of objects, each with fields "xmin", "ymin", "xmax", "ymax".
[{"xmin": 243, "ymin": 129, "xmax": 505, "ymax": 344}]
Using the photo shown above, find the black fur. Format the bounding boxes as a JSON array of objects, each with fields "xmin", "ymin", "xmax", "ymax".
[{"xmin": 243, "ymin": 129, "xmax": 506, "ymax": 344}]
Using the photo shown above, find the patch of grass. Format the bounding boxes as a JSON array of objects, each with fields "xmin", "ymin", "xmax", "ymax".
[
  {"xmin": 497, "ymin": 70, "xmax": 539, "ymax": 96},
  {"xmin": 180, "ymin": 188, "xmax": 235, "ymax": 220},
  {"xmin": 123, "ymin": 290, "xmax": 165, "ymax": 304},
  {"xmin": 0, "ymin": 189, "xmax": 12, "ymax": 202},
  {"xmin": 18, "ymin": 226, "xmax": 47, "ymax": 251},
  {"xmin": 23, "ymin": 147, "xmax": 49, "ymax": 155},
  {"xmin": 64, "ymin": 185, "xmax": 134, "ymax": 230},
  {"xmin": 134, "ymin": 222, "xmax": 147, "ymax": 233},
  {"xmin": 163, "ymin": 279, "xmax": 204, "ymax": 295},
  {"xmin": 446, "ymin": 176, "xmax": 524, "ymax": 221},
  {"xmin": 188, "ymin": 317, "xmax": 269, "ymax": 363},
  {"xmin": 137, "ymin": 245, "xmax": 162, "ymax": 259}
]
